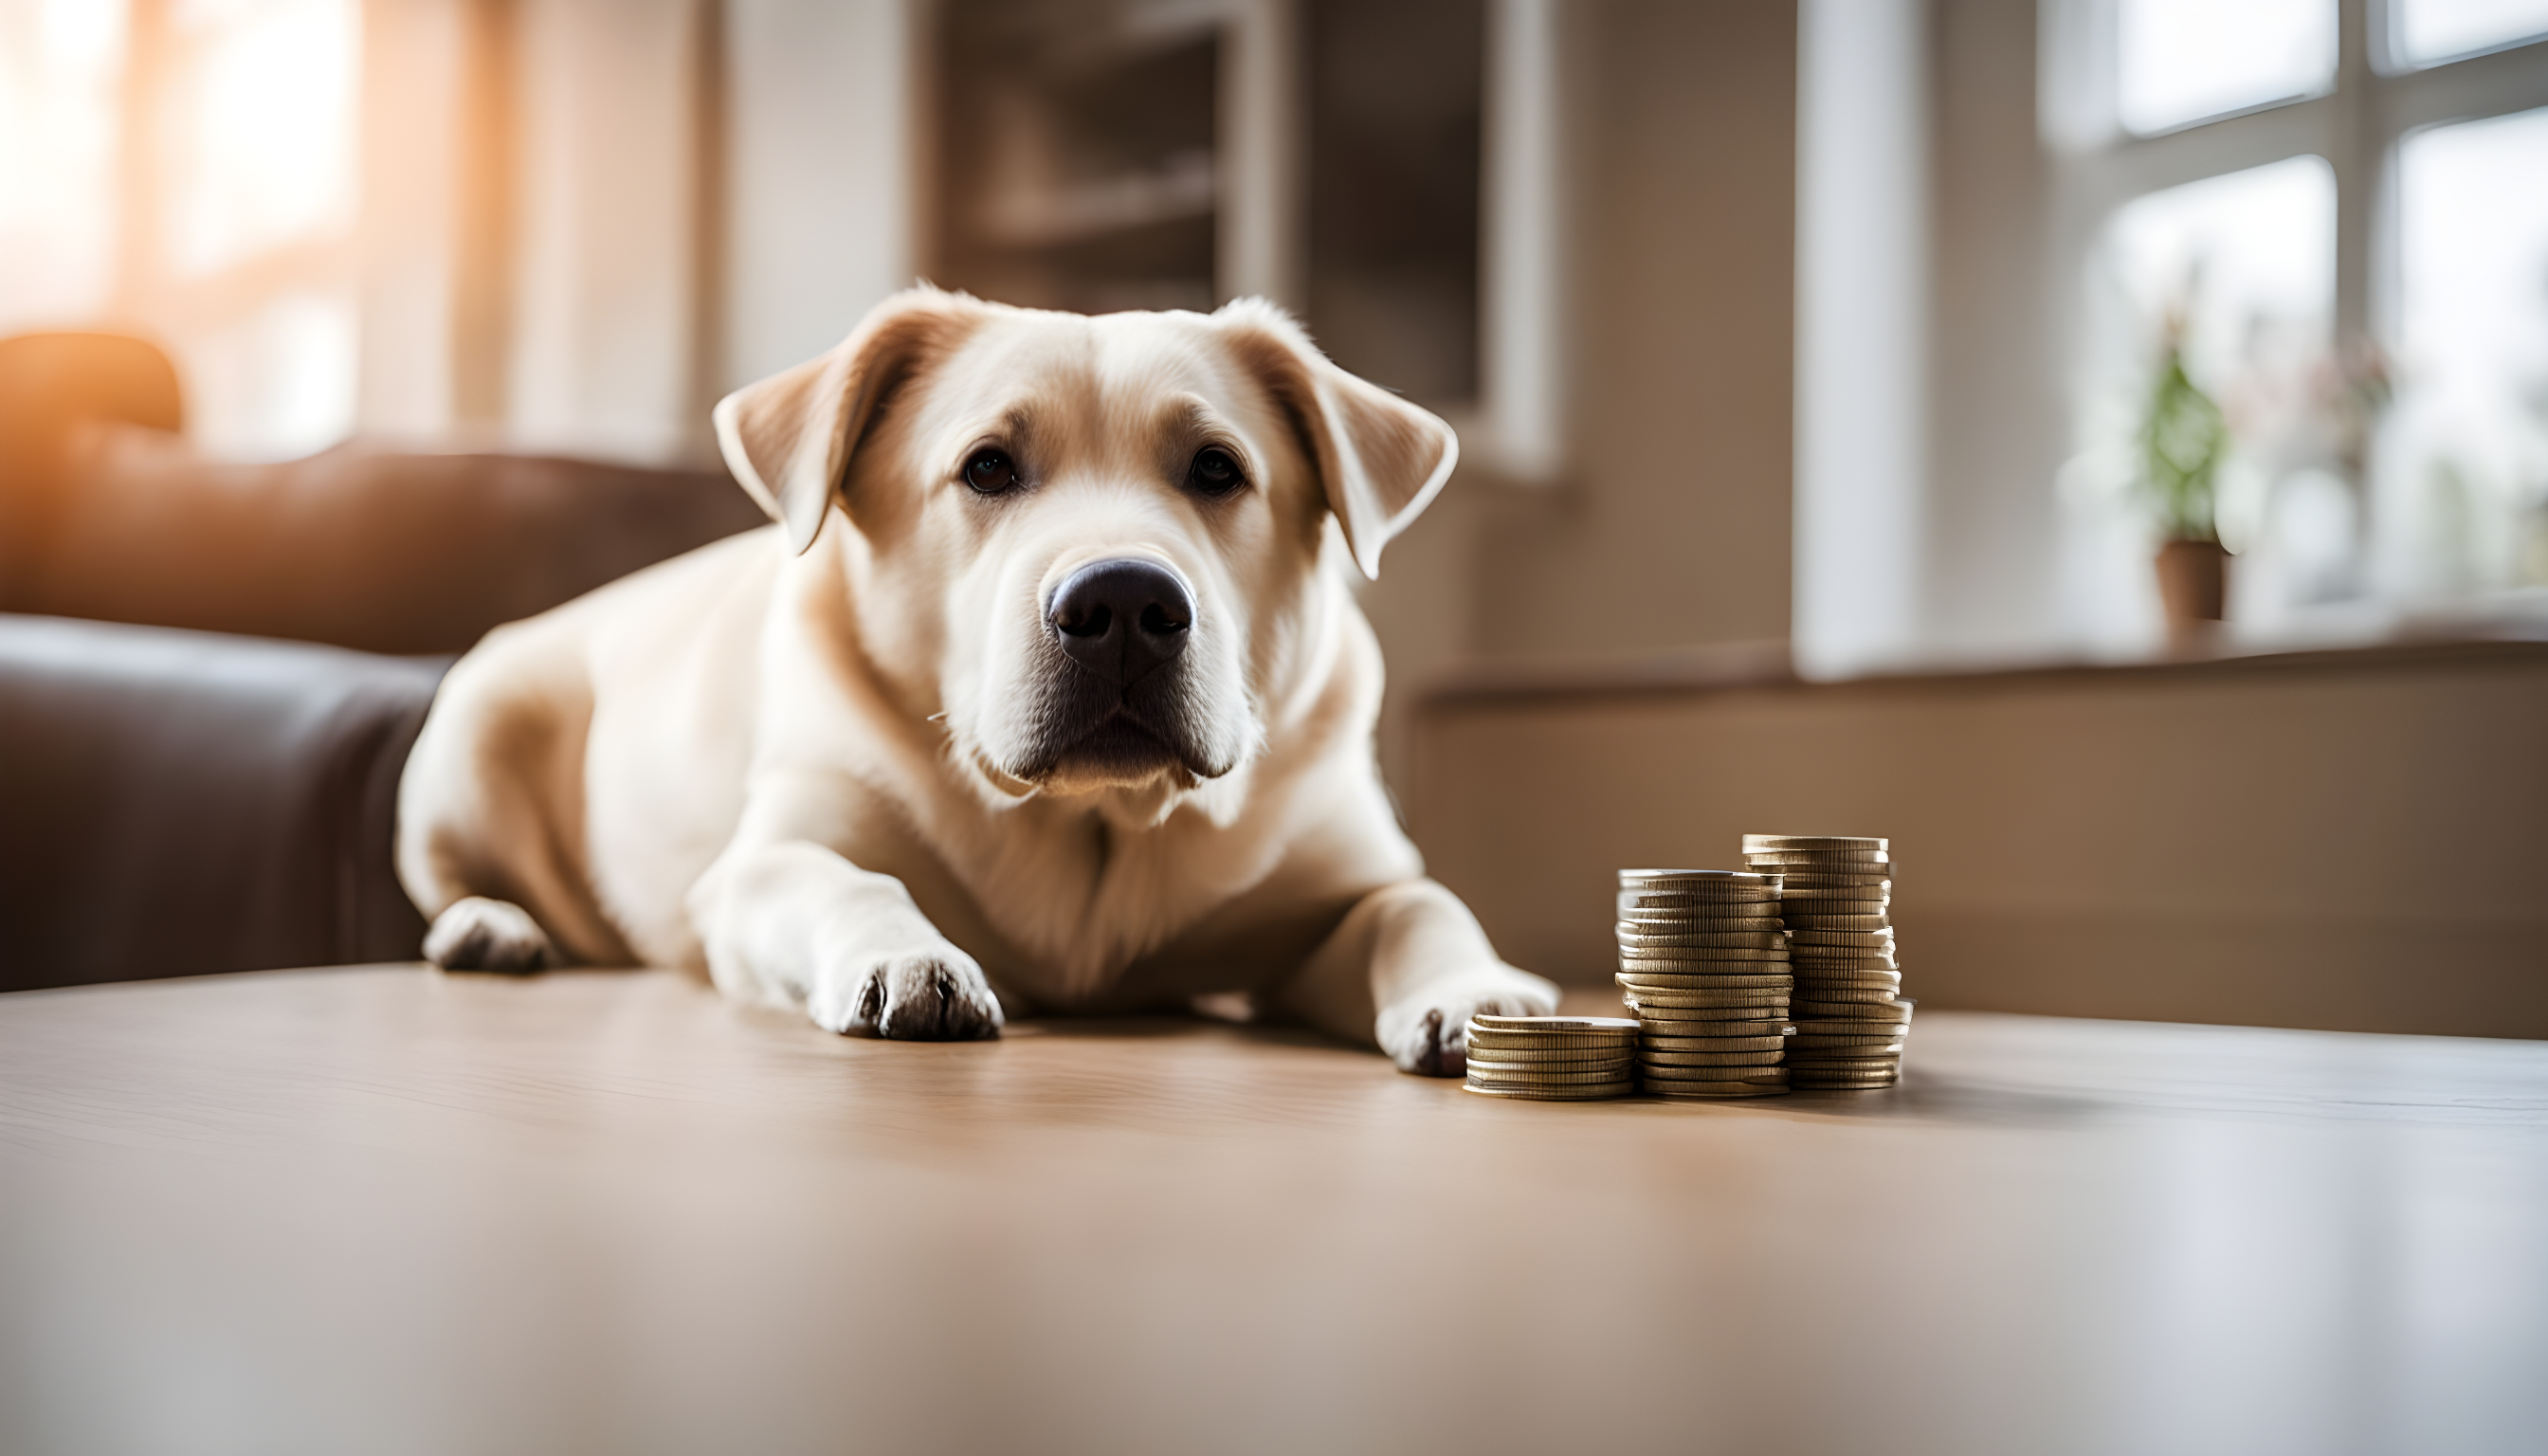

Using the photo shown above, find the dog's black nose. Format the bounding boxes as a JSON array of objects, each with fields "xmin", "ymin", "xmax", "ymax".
[{"xmin": 1050, "ymin": 558, "xmax": 1192, "ymax": 686}]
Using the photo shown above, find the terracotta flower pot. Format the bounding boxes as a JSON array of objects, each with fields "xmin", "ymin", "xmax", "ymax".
[{"xmin": 2155, "ymin": 538, "xmax": 2227, "ymax": 629}]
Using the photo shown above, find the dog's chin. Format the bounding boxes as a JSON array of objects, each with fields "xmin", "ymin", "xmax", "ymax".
[{"xmin": 1039, "ymin": 718, "xmax": 1194, "ymax": 793}]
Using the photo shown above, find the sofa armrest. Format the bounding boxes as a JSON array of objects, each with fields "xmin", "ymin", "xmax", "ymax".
[{"xmin": 0, "ymin": 615, "xmax": 447, "ymax": 992}]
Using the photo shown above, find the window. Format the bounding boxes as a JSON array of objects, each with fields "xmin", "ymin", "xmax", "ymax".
[
  {"xmin": 0, "ymin": 0, "xmax": 127, "ymax": 328},
  {"xmin": 2390, "ymin": 0, "xmax": 2548, "ymax": 67},
  {"xmin": 2388, "ymin": 104, "xmax": 2548, "ymax": 592},
  {"xmin": 0, "ymin": 0, "xmax": 359, "ymax": 460},
  {"xmin": 2117, "ymin": 0, "xmax": 2336, "ymax": 134},
  {"xmin": 2048, "ymin": 0, "xmax": 2548, "ymax": 643}
]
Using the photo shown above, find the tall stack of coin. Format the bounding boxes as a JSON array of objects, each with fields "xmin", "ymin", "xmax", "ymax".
[
  {"xmin": 1461, "ymin": 1015, "xmax": 1638, "ymax": 1100},
  {"xmin": 1739, "ymin": 835, "xmax": 1908, "ymax": 1089},
  {"xmin": 1615, "ymin": 869, "xmax": 1793, "ymax": 1099}
]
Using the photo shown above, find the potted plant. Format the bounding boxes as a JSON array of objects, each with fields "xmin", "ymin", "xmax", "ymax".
[{"xmin": 2138, "ymin": 318, "xmax": 2231, "ymax": 634}]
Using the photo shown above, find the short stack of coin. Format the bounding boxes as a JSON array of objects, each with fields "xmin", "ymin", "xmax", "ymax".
[
  {"xmin": 1615, "ymin": 868, "xmax": 1793, "ymax": 1099},
  {"xmin": 1740, "ymin": 835, "xmax": 1909, "ymax": 1089},
  {"xmin": 1461, "ymin": 1015, "xmax": 1638, "ymax": 1101}
]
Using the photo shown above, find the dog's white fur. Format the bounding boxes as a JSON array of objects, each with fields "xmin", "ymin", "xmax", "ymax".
[{"xmin": 396, "ymin": 290, "xmax": 1555, "ymax": 1071}]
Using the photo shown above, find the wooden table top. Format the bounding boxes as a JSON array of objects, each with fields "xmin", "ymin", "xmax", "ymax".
[{"xmin": 5, "ymin": 966, "xmax": 2544, "ymax": 1456}]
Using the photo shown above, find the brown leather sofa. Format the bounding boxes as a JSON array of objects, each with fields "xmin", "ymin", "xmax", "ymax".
[{"xmin": 0, "ymin": 333, "xmax": 765, "ymax": 992}]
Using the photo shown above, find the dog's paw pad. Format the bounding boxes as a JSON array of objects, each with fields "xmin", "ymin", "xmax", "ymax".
[
  {"xmin": 813, "ymin": 948, "xmax": 1004, "ymax": 1042},
  {"xmin": 424, "ymin": 896, "xmax": 553, "ymax": 973},
  {"xmin": 1380, "ymin": 974, "xmax": 1560, "ymax": 1077}
]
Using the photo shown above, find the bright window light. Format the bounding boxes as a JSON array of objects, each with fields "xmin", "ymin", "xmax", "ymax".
[
  {"xmin": 2386, "ymin": 105, "xmax": 2548, "ymax": 592},
  {"xmin": 161, "ymin": 0, "xmax": 357, "ymax": 279},
  {"xmin": 2118, "ymin": 0, "xmax": 2337, "ymax": 135},
  {"xmin": 2103, "ymin": 156, "xmax": 2336, "ymax": 406},
  {"xmin": 2391, "ymin": 0, "xmax": 2548, "ymax": 67},
  {"xmin": 0, "ymin": 0, "xmax": 129, "ymax": 330},
  {"xmin": 2069, "ymin": 157, "xmax": 2339, "ymax": 637}
]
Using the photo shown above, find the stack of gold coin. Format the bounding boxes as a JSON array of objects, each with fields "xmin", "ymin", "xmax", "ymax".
[
  {"xmin": 1615, "ymin": 868, "xmax": 1793, "ymax": 1100},
  {"xmin": 1461, "ymin": 1015, "xmax": 1638, "ymax": 1100},
  {"xmin": 1740, "ymin": 835, "xmax": 1910, "ymax": 1089}
]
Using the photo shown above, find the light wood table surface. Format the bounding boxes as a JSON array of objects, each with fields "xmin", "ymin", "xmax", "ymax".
[{"xmin": 5, "ymin": 966, "xmax": 2545, "ymax": 1456}]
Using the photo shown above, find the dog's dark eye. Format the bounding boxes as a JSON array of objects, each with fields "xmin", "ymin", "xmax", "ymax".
[
  {"xmin": 964, "ymin": 448, "xmax": 1018, "ymax": 495},
  {"xmin": 1186, "ymin": 446, "xmax": 1245, "ymax": 497}
]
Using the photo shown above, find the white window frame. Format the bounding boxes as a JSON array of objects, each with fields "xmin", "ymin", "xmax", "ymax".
[{"xmin": 2040, "ymin": 0, "xmax": 2548, "ymax": 619}]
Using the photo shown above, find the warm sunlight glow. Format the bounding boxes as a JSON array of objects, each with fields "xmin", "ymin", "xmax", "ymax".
[
  {"xmin": 161, "ymin": 0, "xmax": 357, "ymax": 279},
  {"xmin": 0, "ymin": 0, "xmax": 129, "ymax": 329}
]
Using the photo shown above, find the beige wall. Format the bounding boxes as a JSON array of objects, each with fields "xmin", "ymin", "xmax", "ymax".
[
  {"xmin": 1366, "ymin": 0, "xmax": 1798, "ymax": 788},
  {"xmin": 1409, "ymin": 643, "xmax": 2548, "ymax": 1039}
]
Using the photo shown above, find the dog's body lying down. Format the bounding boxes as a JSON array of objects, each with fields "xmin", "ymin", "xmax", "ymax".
[{"xmin": 396, "ymin": 290, "xmax": 1555, "ymax": 1073}]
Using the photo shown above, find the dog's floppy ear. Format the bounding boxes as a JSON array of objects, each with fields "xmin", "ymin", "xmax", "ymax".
[
  {"xmin": 713, "ymin": 288, "xmax": 974, "ymax": 554},
  {"xmin": 1217, "ymin": 299, "xmax": 1458, "ymax": 579}
]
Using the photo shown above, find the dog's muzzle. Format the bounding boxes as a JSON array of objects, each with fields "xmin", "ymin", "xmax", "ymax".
[{"xmin": 1020, "ymin": 557, "xmax": 1225, "ymax": 782}]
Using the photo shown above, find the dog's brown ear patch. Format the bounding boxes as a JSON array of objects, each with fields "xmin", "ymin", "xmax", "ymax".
[
  {"xmin": 1218, "ymin": 299, "xmax": 1458, "ymax": 579},
  {"xmin": 714, "ymin": 289, "xmax": 975, "ymax": 554}
]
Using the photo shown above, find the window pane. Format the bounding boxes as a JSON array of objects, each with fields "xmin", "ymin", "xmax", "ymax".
[
  {"xmin": 160, "ymin": 0, "xmax": 356, "ymax": 279},
  {"xmin": 2392, "ymin": 0, "xmax": 2548, "ymax": 67},
  {"xmin": 2118, "ymin": 0, "xmax": 2336, "ymax": 135},
  {"xmin": 2067, "ymin": 157, "xmax": 2338, "ymax": 643},
  {"xmin": 0, "ymin": 0, "xmax": 128, "ymax": 329},
  {"xmin": 2386, "ymin": 106, "xmax": 2548, "ymax": 594},
  {"xmin": 2103, "ymin": 156, "xmax": 2335, "ymax": 395}
]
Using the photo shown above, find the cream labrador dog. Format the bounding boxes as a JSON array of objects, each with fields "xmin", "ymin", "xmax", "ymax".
[{"xmin": 395, "ymin": 288, "xmax": 1556, "ymax": 1074}]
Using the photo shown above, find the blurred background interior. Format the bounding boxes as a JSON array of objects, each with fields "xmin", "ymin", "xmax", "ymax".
[{"xmin": 1, "ymin": 0, "xmax": 2543, "ymax": 1036}]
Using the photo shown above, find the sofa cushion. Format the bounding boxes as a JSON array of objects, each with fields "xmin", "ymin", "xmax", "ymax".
[
  {"xmin": 0, "ymin": 615, "xmax": 447, "ymax": 991},
  {"xmin": 13, "ymin": 425, "xmax": 768, "ymax": 655}
]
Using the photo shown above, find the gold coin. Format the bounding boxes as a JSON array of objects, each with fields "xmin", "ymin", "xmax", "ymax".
[
  {"xmin": 1468, "ymin": 1015, "xmax": 1640, "ymax": 1033},
  {"xmin": 1745, "ymin": 850, "xmax": 1888, "ymax": 866},
  {"xmin": 1627, "ymin": 1000, "xmax": 1793, "ymax": 1017},
  {"xmin": 1799, "ymin": 985, "xmax": 1908, "ymax": 1004},
  {"xmin": 1618, "ymin": 920, "xmax": 1787, "ymax": 938},
  {"xmin": 1636, "ymin": 1009, "xmax": 1793, "ymax": 1027},
  {"xmin": 1462, "ymin": 1082, "xmax": 1633, "ymax": 1101},
  {"xmin": 1773, "ymin": 887, "xmax": 1895, "ymax": 902},
  {"xmin": 1617, "ymin": 907, "xmax": 1785, "ymax": 925},
  {"xmin": 1793, "ymin": 969, "xmax": 1902, "ymax": 986},
  {"xmin": 1782, "ymin": 915, "xmax": 1893, "ymax": 933},
  {"xmin": 1617, "ymin": 891, "xmax": 1783, "ymax": 914},
  {"xmin": 1742, "ymin": 834, "xmax": 1886, "ymax": 852},
  {"xmin": 1638, "ymin": 1061, "xmax": 1790, "ymax": 1081},
  {"xmin": 1614, "ymin": 927, "xmax": 1789, "ymax": 949},
  {"xmin": 1793, "ymin": 989, "xmax": 1916, "ymax": 1014},
  {"xmin": 1464, "ymin": 1035, "xmax": 1638, "ymax": 1056},
  {"xmin": 1617, "ymin": 973, "xmax": 1793, "ymax": 991},
  {"xmin": 1465, "ymin": 1062, "xmax": 1635, "ymax": 1081},
  {"xmin": 1630, "ymin": 1025, "xmax": 1793, "ymax": 1050},
  {"xmin": 1619, "ymin": 948, "xmax": 1793, "ymax": 965},
  {"xmin": 1637, "ymin": 1049, "xmax": 1787, "ymax": 1067},
  {"xmin": 1463, "ymin": 1046, "xmax": 1639, "ymax": 1065},
  {"xmin": 1623, "ymin": 989, "xmax": 1793, "ymax": 1006},
  {"xmin": 1641, "ymin": 1029, "xmax": 1783, "ymax": 1055},
  {"xmin": 1788, "ymin": 1036, "xmax": 1907, "ymax": 1052},
  {"xmin": 1793, "ymin": 1021, "xmax": 1909, "ymax": 1039},
  {"xmin": 1466, "ymin": 1068, "xmax": 1641, "ymax": 1088},
  {"xmin": 1618, "ymin": 868, "xmax": 1781, "ymax": 887}
]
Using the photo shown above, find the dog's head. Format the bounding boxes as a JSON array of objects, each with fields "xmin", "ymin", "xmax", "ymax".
[{"xmin": 715, "ymin": 288, "xmax": 1454, "ymax": 807}]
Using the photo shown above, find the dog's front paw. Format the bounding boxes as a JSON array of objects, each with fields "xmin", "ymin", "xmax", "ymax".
[
  {"xmin": 1377, "ymin": 967, "xmax": 1560, "ymax": 1077},
  {"xmin": 424, "ymin": 897, "xmax": 553, "ymax": 973},
  {"xmin": 809, "ymin": 945, "xmax": 1005, "ymax": 1042}
]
